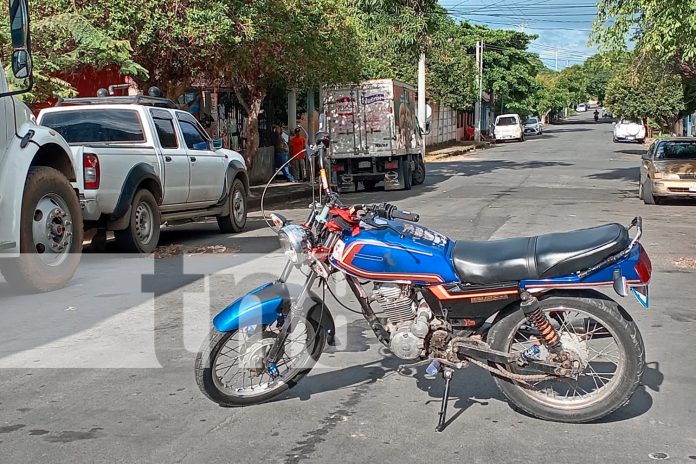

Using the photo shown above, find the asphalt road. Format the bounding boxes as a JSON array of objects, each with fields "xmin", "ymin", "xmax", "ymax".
[{"xmin": 1, "ymin": 111, "xmax": 695, "ymax": 463}]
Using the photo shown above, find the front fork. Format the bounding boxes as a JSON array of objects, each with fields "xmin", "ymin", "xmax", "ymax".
[{"xmin": 264, "ymin": 233, "xmax": 339, "ymax": 375}]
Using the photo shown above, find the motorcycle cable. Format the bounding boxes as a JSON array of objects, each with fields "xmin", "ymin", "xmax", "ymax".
[
  {"xmin": 260, "ymin": 148, "xmax": 308, "ymax": 233},
  {"xmin": 321, "ymin": 277, "xmax": 365, "ymax": 315}
]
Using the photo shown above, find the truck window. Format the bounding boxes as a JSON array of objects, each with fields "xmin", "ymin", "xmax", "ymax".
[
  {"xmin": 178, "ymin": 120, "xmax": 210, "ymax": 151},
  {"xmin": 40, "ymin": 109, "xmax": 145, "ymax": 144},
  {"xmin": 153, "ymin": 118, "xmax": 178, "ymax": 149}
]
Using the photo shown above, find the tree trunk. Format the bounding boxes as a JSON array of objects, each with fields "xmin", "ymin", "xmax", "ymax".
[{"xmin": 243, "ymin": 100, "xmax": 262, "ymax": 168}]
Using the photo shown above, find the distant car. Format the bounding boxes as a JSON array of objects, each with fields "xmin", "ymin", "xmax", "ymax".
[
  {"xmin": 524, "ymin": 117, "xmax": 543, "ymax": 135},
  {"xmin": 640, "ymin": 138, "xmax": 696, "ymax": 204},
  {"xmin": 576, "ymin": 103, "xmax": 588, "ymax": 112},
  {"xmin": 613, "ymin": 118, "xmax": 646, "ymax": 143},
  {"xmin": 494, "ymin": 114, "xmax": 524, "ymax": 142}
]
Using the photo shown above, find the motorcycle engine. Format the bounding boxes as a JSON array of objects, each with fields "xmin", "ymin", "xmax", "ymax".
[{"xmin": 372, "ymin": 283, "xmax": 433, "ymax": 360}]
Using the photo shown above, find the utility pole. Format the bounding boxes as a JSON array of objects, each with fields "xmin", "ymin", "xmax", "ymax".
[
  {"xmin": 474, "ymin": 41, "xmax": 482, "ymax": 142},
  {"xmin": 418, "ymin": 49, "xmax": 426, "ymax": 157}
]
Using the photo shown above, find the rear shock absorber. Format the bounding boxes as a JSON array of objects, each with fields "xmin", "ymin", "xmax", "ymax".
[{"xmin": 520, "ymin": 292, "xmax": 562, "ymax": 353}]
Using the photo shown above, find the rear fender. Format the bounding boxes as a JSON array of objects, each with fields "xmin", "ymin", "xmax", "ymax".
[{"xmin": 212, "ymin": 281, "xmax": 336, "ymax": 345}]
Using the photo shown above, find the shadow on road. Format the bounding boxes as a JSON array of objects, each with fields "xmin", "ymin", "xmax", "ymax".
[
  {"xmin": 615, "ymin": 148, "xmax": 647, "ymax": 156},
  {"xmin": 586, "ymin": 166, "xmax": 640, "ymax": 182},
  {"xmin": 277, "ymin": 319, "xmax": 663, "ymax": 428}
]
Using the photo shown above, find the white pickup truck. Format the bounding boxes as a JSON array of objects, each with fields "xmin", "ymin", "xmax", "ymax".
[
  {"xmin": 37, "ymin": 96, "xmax": 249, "ymax": 253},
  {"xmin": 1, "ymin": 0, "xmax": 83, "ymax": 292}
]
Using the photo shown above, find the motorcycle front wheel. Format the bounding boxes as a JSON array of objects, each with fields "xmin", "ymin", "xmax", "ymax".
[
  {"xmin": 487, "ymin": 294, "xmax": 645, "ymax": 423},
  {"xmin": 195, "ymin": 316, "xmax": 325, "ymax": 407}
]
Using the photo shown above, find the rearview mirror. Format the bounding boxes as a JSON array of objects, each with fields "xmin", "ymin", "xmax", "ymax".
[
  {"xmin": 11, "ymin": 49, "xmax": 31, "ymax": 79},
  {"xmin": 212, "ymin": 138, "xmax": 223, "ymax": 149},
  {"xmin": 10, "ymin": 0, "xmax": 30, "ymax": 49}
]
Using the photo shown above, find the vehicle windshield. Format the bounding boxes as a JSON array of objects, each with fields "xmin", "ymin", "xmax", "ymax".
[
  {"xmin": 40, "ymin": 109, "xmax": 146, "ymax": 144},
  {"xmin": 621, "ymin": 119, "xmax": 641, "ymax": 125},
  {"xmin": 496, "ymin": 116, "xmax": 518, "ymax": 126},
  {"xmin": 657, "ymin": 142, "xmax": 696, "ymax": 160},
  {"xmin": 526, "ymin": 118, "xmax": 538, "ymax": 125}
]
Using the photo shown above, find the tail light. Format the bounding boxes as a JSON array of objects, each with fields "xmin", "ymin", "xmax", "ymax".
[
  {"xmin": 634, "ymin": 246, "xmax": 652, "ymax": 283},
  {"xmin": 83, "ymin": 153, "xmax": 100, "ymax": 189},
  {"xmin": 385, "ymin": 161, "xmax": 398, "ymax": 170},
  {"xmin": 332, "ymin": 165, "xmax": 344, "ymax": 173}
]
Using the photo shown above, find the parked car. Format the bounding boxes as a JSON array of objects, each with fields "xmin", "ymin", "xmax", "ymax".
[
  {"xmin": 613, "ymin": 118, "xmax": 646, "ymax": 143},
  {"xmin": 494, "ymin": 114, "xmax": 524, "ymax": 142},
  {"xmin": 524, "ymin": 117, "xmax": 543, "ymax": 135},
  {"xmin": 639, "ymin": 138, "xmax": 696, "ymax": 205},
  {"xmin": 38, "ymin": 95, "xmax": 249, "ymax": 254},
  {"xmin": 576, "ymin": 103, "xmax": 588, "ymax": 112}
]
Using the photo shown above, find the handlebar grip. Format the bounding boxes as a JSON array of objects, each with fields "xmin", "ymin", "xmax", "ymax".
[{"xmin": 390, "ymin": 209, "xmax": 419, "ymax": 222}]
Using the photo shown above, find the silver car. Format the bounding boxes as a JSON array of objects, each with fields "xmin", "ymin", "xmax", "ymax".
[{"xmin": 524, "ymin": 117, "xmax": 543, "ymax": 135}]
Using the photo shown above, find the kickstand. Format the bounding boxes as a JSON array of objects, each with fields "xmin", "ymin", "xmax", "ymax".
[{"xmin": 435, "ymin": 367, "xmax": 454, "ymax": 432}]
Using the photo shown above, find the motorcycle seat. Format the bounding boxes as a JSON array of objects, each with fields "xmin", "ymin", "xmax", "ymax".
[{"xmin": 451, "ymin": 224, "xmax": 629, "ymax": 285}]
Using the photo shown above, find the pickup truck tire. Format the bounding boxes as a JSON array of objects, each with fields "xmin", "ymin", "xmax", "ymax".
[
  {"xmin": 0, "ymin": 167, "xmax": 83, "ymax": 292},
  {"xmin": 217, "ymin": 178, "xmax": 247, "ymax": 233},
  {"xmin": 114, "ymin": 189, "xmax": 161, "ymax": 253}
]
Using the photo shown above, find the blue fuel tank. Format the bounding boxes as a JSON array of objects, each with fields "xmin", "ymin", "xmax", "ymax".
[{"xmin": 329, "ymin": 219, "xmax": 459, "ymax": 285}]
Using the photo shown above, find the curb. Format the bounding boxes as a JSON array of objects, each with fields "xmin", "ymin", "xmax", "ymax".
[
  {"xmin": 248, "ymin": 185, "xmax": 314, "ymax": 212},
  {"xmin": 425, "ymin": 143, "xmax": 489, "ymax": 161}
]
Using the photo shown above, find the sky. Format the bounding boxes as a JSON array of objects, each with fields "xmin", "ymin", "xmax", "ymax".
[{"xmin": 440, "ymin": 0, "xmax": 599, "ymax": 70}]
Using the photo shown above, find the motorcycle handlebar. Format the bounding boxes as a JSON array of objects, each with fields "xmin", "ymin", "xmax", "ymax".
[{"xmin": 371, "ymin": 203, "xmax": 419, "ymax": 222}]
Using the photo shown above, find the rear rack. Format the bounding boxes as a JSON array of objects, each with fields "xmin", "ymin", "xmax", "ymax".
[
  {"xmin": 55, "ymin": 95, "xmax": 177, "ymax": 109},
  {"xmin": 576, "ymin": 216, "xmax": 642, "ymax": 280}
]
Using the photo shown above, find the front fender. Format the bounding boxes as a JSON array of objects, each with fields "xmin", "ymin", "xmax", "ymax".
[
  {"xmin": 212, "ymin": 281, "xmax": 336, "ymax": 345},
  {"xmin": 0, "ymin": 123, "xmax": 73, "ymax": 255}
]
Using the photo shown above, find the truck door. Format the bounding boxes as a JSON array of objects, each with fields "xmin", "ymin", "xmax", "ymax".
[
  {"xmin": 175, "ymin": 112, "xmax": 226, "ymax": 204},
  {"xmin": 150, "ymin": 109, "xmax": 189, "ymax": 205}
]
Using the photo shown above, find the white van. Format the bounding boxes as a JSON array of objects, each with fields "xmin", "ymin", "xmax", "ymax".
[{"xmin": 494, "ymin": 114, "xmax": 524, "ymax": 142}]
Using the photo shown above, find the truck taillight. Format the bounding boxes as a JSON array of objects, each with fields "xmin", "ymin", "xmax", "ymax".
[
  {"xmin": 635, "ymin": 246, "xmax": 652, "ymax": 283},
  {"xmin": 385, "ymin": 161, "xmax": 398, "ymax": 170},
  {"xmin": 83, "ymin": 153, "xmax": 100, "ymax": 189}
]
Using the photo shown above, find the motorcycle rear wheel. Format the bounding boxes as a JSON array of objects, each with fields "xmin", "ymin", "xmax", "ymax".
[
  {"xmin": 487, "ymin": 294, "xmax": 645, "ymax": 423},
  {"xmin": 195, "ymin": 316, "xmax": 325, "ymax": 407}
]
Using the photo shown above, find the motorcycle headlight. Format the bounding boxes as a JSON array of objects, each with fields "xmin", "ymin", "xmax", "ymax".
[{"xmin": 278, "ymin": 224, "xmax": 310, "ymax": 266}]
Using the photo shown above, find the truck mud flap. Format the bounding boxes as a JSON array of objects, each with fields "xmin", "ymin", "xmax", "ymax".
[
  {"xmin": 383, "ymin": 170, "xmax": 403, "ymax": 191},
  {"xmin": 337, "ymin": 174, "xmax": 356, "ymax": 193}
]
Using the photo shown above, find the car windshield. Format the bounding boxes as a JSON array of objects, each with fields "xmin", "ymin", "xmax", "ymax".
[
  {"xmin": 657, "ymin": 142, "xmax": 696, "ymax": 160},
  {"xmin": 526, "ymin": 118, "xmax": 538, "ymax": 124},
  {"xmin": 621, "ymin": 119, "xmax": 641, "ymax": 125},
  {"xmin": 41, "ymin": 109, "xmax": 146, "ymax": 144},
  {"xmin": 496, "ymin": 117, "xmax": 517, "ymax": 126}
]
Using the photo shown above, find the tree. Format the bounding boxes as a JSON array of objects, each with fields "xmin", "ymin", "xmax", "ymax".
[
  {"xmin": 604, "ymin": 57, "xmax": 685, "ymax": 132},
  {"xmin": 0, "ymin": 3, "xmax": 146, "ymax": 103},
  {"xmin": 217, "ymin": 0, "xmax": 363, "ymax": 166},
  {"xmin": 592, "ymin": 0, "xmax": 696, "ymax": 77}
]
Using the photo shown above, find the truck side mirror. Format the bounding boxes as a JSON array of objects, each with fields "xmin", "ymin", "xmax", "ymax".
[
  {"xmin": 11, "ymin": 49, "xmax": 31, "ymax": 79},
  {"xmin": 10, "ymin": 0, "xmax": 30, "ymax": 49}
]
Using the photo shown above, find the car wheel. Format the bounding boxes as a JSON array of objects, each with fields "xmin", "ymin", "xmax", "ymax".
[
  {"xmin": 638, "ymin": 180, "xmax": 644, "ymax": 200},
  {"xmin": 115, "ymin": 189, "xmax": 161, "ymax": 253},
  {"xmin": 217, "ymin": 178, "xmax": 247, "ymax": 233},
  {"xmin": 642, "ymin": 179, "xmax": 663, "ymax": 205}
]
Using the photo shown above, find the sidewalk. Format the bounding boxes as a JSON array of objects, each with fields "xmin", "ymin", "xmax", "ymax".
[
  {"xmin": 248, "ymin": 181, "xmax": 315, "ymax": 212},
  {"xmin": 424, "ymin": 140, "xmax": 490, "ymax": 161}
]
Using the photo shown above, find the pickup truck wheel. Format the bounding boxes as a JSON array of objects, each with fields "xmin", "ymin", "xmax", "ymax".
[
  {"xmin": 0, "ymin": 167, "xmax": 83, "ymax": 292},
  {"xmin": 115, "ymin": 189, "xmax": 161, "ymax": 253},
  {"xmin": 217, "ymin": 178, "xmax": 247, "ymax": 233}
]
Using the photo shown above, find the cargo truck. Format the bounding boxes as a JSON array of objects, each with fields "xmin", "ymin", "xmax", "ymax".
[
  {"xmin": 324, "ymin": 79, "xmax": 427, "ymax": 192},
  {"xmin": 0, "ymin": 0, "xmax": 83, "ymax": 292}
]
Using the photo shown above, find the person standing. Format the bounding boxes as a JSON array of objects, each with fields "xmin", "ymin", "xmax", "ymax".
[
  {"xmin": 289, "ymin": 127, "xmax": 307, "ymax": 181},
  {"xmin": 274, "ymin": 125, "xmax": 295, "ymax": 182}
]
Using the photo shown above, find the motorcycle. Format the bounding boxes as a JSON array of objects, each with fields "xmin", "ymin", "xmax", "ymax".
[{"xmin": 195, "ymin": 133, "xmax": 652, "ymax": 431}]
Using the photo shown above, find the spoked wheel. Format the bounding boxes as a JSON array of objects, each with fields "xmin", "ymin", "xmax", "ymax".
[
  {"xmin": 487, "ymin": 295, "xmax": 645, "ymax": 423},
  {"xmin": 195, "ymin": 317, "xmax": 324, "ymax": 406}
]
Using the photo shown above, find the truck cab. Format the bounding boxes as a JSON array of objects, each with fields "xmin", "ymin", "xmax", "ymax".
[{"xmin": 0, "ymin": 0, "xmax": 83, "ymax": 292}]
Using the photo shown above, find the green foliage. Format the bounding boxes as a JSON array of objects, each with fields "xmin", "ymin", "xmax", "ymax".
[
  {"xmin": 592, "ymin": 0, "xmax": 696, "ymax": 67},
  {"xmin": 0, "ymin": 3, "xmax": 146, "ymax": 102},
  {"xmin": 604, "ymin": 57, "xmax": 685, "ymax": 131}
]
